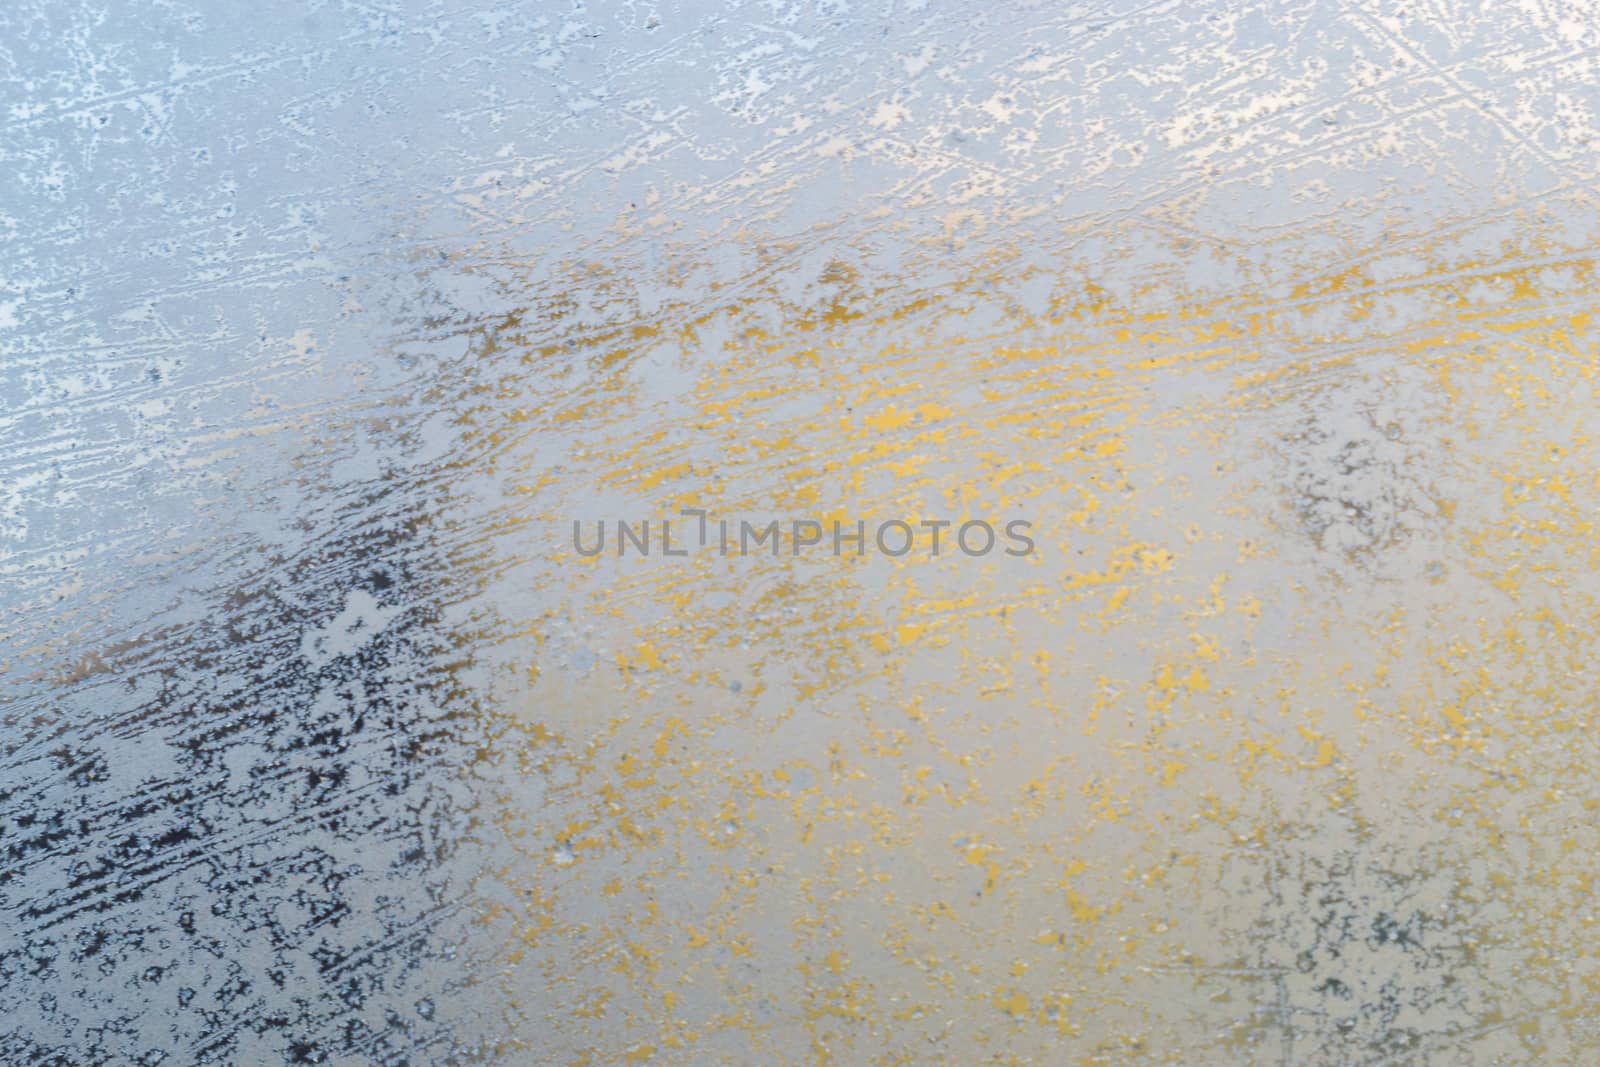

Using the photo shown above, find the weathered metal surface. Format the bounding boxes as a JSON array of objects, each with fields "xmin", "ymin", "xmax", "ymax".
[{"xmin": 5, "ymin": 2, "xmax": 1600, "ymax": 1064}]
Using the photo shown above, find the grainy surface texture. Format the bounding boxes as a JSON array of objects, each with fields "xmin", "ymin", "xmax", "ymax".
[{"xmin": 5, "ymin": 1, "xmax": 1600, "ymax": 1065}]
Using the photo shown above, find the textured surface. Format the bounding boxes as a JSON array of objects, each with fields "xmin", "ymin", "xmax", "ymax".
[{"xmin": 6, "ymin": 1, "xmax": 1600, "ymax": 1064}]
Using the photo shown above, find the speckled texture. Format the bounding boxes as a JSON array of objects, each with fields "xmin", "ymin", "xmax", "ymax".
[{"xmin": 6, "ymin": 1, "xmax": 1600, "ymax": 1064}]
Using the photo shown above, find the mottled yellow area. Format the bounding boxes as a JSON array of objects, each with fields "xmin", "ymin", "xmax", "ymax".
[{"xmin": 480, "ymin": 237, "xmax": 1600, "ymax": 1064}]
